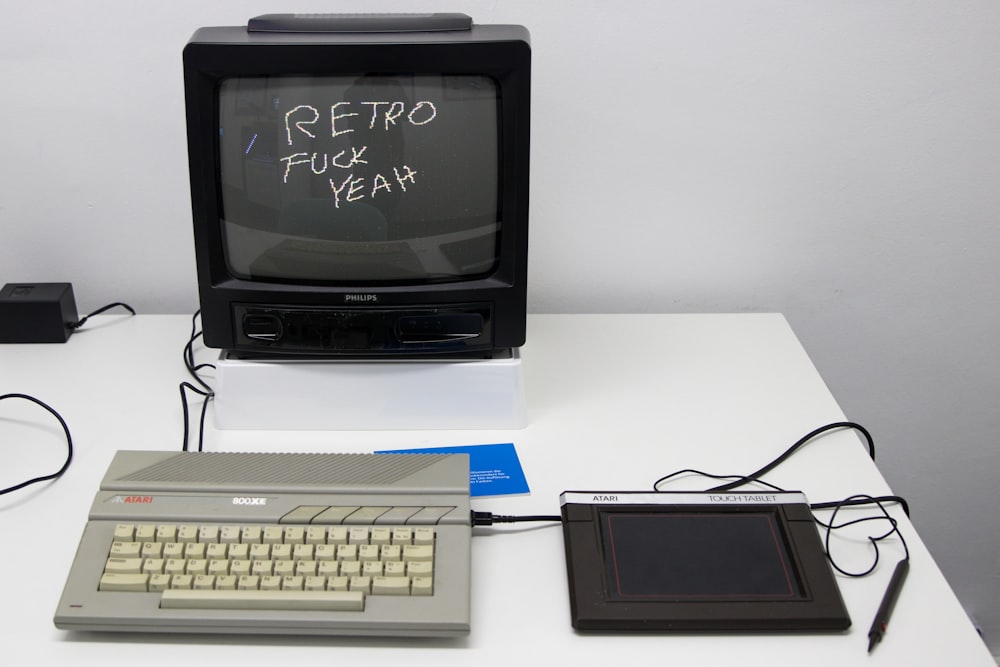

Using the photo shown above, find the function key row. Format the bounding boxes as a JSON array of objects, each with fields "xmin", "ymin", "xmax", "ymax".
[{"xmin": 280, "ymin": 505, "xmax": 457, "ymax": 525}]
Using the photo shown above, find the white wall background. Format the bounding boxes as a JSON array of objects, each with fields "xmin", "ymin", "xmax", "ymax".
[{"xmin": 2, "ymin": 0, "xmax": 998, "ymax": 655}]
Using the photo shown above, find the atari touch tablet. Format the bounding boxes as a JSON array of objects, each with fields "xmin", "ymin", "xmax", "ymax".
[{"xmin": 560, "ymin": 491, "xmax": 850, "ymax": 632}]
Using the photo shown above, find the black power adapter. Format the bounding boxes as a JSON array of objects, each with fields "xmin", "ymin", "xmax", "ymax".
[{"xmin": 0, "ymin": 283, "xmax": 80, "ymax": 343}]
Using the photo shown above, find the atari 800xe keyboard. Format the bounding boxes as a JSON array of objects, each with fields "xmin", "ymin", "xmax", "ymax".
[{"xmin": 53, "ymin": 450, "xmax": 471, "ymax": 637}]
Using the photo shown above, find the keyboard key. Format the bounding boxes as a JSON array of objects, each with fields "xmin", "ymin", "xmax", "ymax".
[
  {"xmin": 160, "ymin": 589, "xmax": 365, "ymax": 611},
  {"xmin": 149, "ymin": 573, "xmax": 171, "ymax": 591},
  {"xmin": 141, "ymin": 542, "xmax": 164, "ymax": 558},
  {"xmin": 219, "ymin": 526, "xmax": 242, "ymax": 544},
  {"xmin": 110, "ymin": 541, "xmax": 142, "ymax": 558},
  {"xmin": 177, "ymin": 525, "xmax": 199, "ymax": 543},
  {"xmin": 345, "ymin": 507, "xmax": 391, "ymax": 524},
  {"xmin": 384, "ymin": 561, "xmax": 407, "ymax": 577},
  {"xmin": 407, "ymin": 561, "xmax": 433, "ymax": 577},
  {"xmin": 205, "ymin": 543, "xmax": 228, "ymax": 559},
  {"xmin": 113, "ymin": 524, "xmax": 135, "ymax": 541},
  {"xmin": 370, "ymin": 527, "xmax": 392, "ymax": 545},
  {"xmin": 142, "ymin": 559, "xmax": 165, "ymax": 574},
  {"xmin": 340, "ymin": 561, "xmax": 361, "ymax": 577},
  {"xmin": 105, "ymin": 557, "xmax": 143, "ymax": 574},
  {"xmin": 402, "ymin": 544, "xmax": 434, "ymax": 562},
  {"xmin": 229, "ymin": 560, "xmax": 252, "ymax": 576},
  {"xmin": 164, "ymin": 559, "xmax": 186, "ymax": 574},
  {"xmin": 348, "ymin": 527, "xmax": 370, "ymax": 544},
  {"xmin": 279, "ymin": 506, "xmax": 327, "ymax": 524},
  {"xmin": 249, "ymin": 543, "xmax": 271, "ymax": 560},
  {"xmin": 315, "ymin": 544, "xmax": 337, "ymax": 561},
  {"xmin": 349, "ymin": 576, "xmax": 371, "ymax": 593},
  {"xmin": 156, "ymin": 525, "xmax": 177, "ymax": 542},
  {"xmin": 228, "ymin": 543, "xmax": 249, "ymax": 560},
  {"xmin": 358, "ymin": 544, "xmax": 380, "ymax": 561},
  {"xmin": 273, "ymin": 560, "xmax": 296, "ymax": 577},
  {"xmin": 134, "ymin": 524, "xmax": 156, "ymax": 541},
  {"xmin": 198, "ymin": 526, "xmax": 219, "ymax": 543},
  {"xmin": 305, "ymin": 526, "xmax": 328, "ymax": 544},
  {"xmin": 372, "ymin": 576, "xmax": 411, "ymax": 595},
  {"xmin": 241, "ymin": 526, "xmax": 263, "ymax": 544},
  {"xmin": 184, "ymin": 543, "xmax": 206, "ymax": 559},
  {"xmin": 162, "ymin": 543, "xmax": 185, "ymax": 559},
  {"xmin": 407, "ymin": 506, "xmax": 457, "ymax": 525},
  {"xmin": 312, "ymin": 506, "xmax": 360, "ymax": 524},
  {"xmin": 411, "ymin": 577, "xmax": 433, "ymax": 596},
  {"xmin": 374, "ymin": 507, "xmax": 421, "ymax": 525},
  {"xmin": 317, "ymin": 561, "xmax": 339, "ymax": 577},
  {"xmin": 99, "ymin": 573, "xmax": 149, "ymax": 591},
  {"xmin": 208, "ymin": 560, "xmax": 230, "ymax": 576}
]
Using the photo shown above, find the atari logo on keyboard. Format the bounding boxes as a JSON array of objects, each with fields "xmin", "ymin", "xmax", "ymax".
[{"xmin": 110, "ymin": 495, "xmax": 153, "ymax": 504}]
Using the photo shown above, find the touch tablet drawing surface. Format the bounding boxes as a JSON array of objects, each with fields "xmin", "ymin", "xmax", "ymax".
[{"xmin": 560, "ymin": 491, "xmax": 851, "ymax": 632}]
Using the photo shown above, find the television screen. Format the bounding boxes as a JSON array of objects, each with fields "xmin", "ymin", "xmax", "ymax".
[{"xmin": 219, "ymin": 74, "xmax": 501, "ymax": 284}]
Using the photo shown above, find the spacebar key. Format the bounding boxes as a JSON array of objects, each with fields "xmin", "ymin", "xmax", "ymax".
[{"xmin": 160, "ymin": 589, "xmax": 365, "ymax": 611}]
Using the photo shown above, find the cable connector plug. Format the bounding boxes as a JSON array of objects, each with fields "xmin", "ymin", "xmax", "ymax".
[{"xmin": 471, "ymin": 511, "xmax": 562, "ymax": 526}]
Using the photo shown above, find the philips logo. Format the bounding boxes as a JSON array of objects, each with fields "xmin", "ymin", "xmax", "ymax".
[
  {"xmin": 232, "ymin": 497, "xmax": 267, "ymax": 506},
  {"xmin": 344, "ymin": 294, "xmax": 378, "ymax": 303}
]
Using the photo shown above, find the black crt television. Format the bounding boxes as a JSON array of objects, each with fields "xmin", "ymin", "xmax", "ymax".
[{"xmin": 183, "ymin": 14, "xmax": 530, "ymax": 357}]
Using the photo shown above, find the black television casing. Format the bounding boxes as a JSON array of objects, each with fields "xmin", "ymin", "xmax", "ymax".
[{"xmin": 182, "ymin": 19, "xmax": 530, "ymax": 357}]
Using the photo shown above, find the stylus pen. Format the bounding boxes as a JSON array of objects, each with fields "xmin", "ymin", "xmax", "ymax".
[{"xmin": 867, "ymin": 558, "xmax": 910, "ymax": 653}]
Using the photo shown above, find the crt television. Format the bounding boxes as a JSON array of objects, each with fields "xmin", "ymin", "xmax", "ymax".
[{"xmin": 182, "ymin": 14, "xmax": 530, "ymax": 357}]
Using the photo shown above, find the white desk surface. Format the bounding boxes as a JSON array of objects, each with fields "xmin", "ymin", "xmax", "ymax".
[{"xmin": 1, "ymin": 313, "xmax": 993, "ymax": 665}]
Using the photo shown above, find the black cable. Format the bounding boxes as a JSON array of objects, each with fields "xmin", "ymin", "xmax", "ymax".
[
  {"xmin": 0, "ymin": 393, "xmax": 73, "ymax": 495},
  {"xmin": 179, "ymin": 382, "xmax": 213, "ymax": 452},
  {"xmin": 179, "ymin": 310, "xmax": 215, "ymax": 452},
  {"xmin": 816, "ymin": 494, "xmax": 910, "ymax": 578},
  {"xmin": 471, "ymin": 511, "xmax": 562, "ymax": 526},
  {"xmin": 183, "ymin": 310, "xmax": 215, "ymax": 393},
  {"xmin": 708, "ymin": 421, "xmax": 874, "ymax": 492},
  {"xmin": 71, "ymin": 302, "xmax": 136, "ymax": 330},
  {"xmin": 812, "ymin": 494, "xmax": 910, "ymax": 518},
  {"xmin": 654, "ymin": 468, "xmax": 787, "ymax": 493}
]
